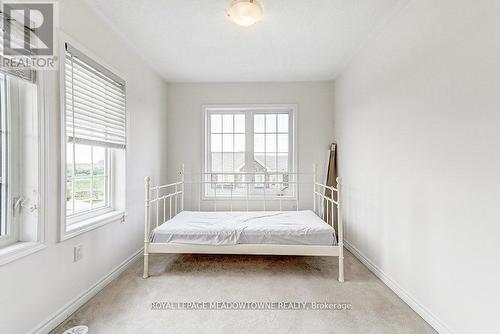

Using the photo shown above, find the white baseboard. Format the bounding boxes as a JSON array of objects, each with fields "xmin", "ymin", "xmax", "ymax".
[
  {"xmin": 344, "ymin": 240, "xmax": 454, "ymax": 334},
  {"xmin": 31, "ymin": 248, "xmax": 143, "ymax": 334}
]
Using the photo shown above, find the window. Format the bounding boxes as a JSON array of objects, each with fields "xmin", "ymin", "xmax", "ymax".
[
  {"xmin": 0, "ymin": 71, "xmax": 41, "ymax": 250},
  {"xmin": 0, "ymin": 74, "xmax": 9, "ymax": 244},
  {"xmin": 62, "ymin": 41, "xmax": 126, "ymax": 237},
  {"xmin": 0, "ymin": 75, "xmax": 7, "ymax": 240},
  {"xmin": 204, "ymin": 105, "xmax": 296, "ymax": 199},
  {"xmin": 0, "ymin": 11, "xmax": 46, "ymax": 263}
]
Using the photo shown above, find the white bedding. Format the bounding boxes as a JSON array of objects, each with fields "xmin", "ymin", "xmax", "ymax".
[{"xmin": 151, "ymin": 210, "xmax": 336, "ymax": 246}]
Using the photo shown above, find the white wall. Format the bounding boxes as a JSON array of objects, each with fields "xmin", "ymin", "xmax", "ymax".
[
  {"xmin": 334, "ymin": 0, "xmax": 500, "ymax": 333},
  {"xmin": 166, "ymin": 82, "xmax": 335, "ymax": 211},
  {"xmin": 0, "ymin": 1, "xmax": 168, "ymax": 333}
]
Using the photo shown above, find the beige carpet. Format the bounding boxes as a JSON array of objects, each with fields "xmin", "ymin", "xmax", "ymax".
[{"xmin": 51, "ymin": 250, "xmax": 435, "ymax": 334}]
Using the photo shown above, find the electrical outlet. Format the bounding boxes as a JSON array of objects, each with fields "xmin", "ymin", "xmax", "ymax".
[{"xmin": 74, "ymin": 244, "xmax": 83, "ymax": 262}]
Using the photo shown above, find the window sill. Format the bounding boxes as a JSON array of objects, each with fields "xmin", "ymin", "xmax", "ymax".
[
  {"xmin": 61, "ymin": 210, "xmax": 126, "ymax": 242},
  {"xmin": 0, "ymin": 242, "xmax": 46, "ymax": 267}
]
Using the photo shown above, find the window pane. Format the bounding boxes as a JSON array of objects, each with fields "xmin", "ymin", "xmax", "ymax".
[
  {"xmin": 0, "ymin": 183, "xmax": 4, "ymax": 236},
  {"xmin": 211, "ymin": 114, "xmax": 222, "ymax": 133},
  {"xmin": 234, "ymin": 153, "xmax": 245, "ymax": 171},
  {"xmin": 277, "ymin": 154, "xmax": 289, "ymax": 171},
  {"xmin": 265, "ymin": 114, "xmax": 276, "ymax": 133},
  {"xmin": 254, "ymin": 134, "xmax": 265, "ymax": 153},
  {"xmin": 223, "ymin": 174, "xmax": 234, "ymax": 183},
  {"xmin": 269, "ymin": 174, "xmax": 280, "ymax": 191},
  {"xmin": 66, "ymin": 142, "xmax": 74, "ymax": 177},
  {"xmin": 211, "ymin": 153, "xmax": 222, "ymax": 172},
  {"xmin": 234, "ymin": 115, "xmax": 245, "ymax": 133},
  {"xmin": 1, "ymin": 77, "xmax": 41, "ymax": 239},
  {"xmin": 211, "ymin": 134, "xmax": 222, "ymax": 152},
  {"xmin": 234, "ymin": 134, "xmax": 245, "ymax": 152},
  {"xmin": 254, "ymin": 114, "xmax": 265, "ymax": 133},
  {"xmin": 278, "ymin": 134, "xmax": 288, "ymax": 152},
  {"xmin": 266, "ymin": 154, "xmax": 277, "ymax": 171},
  {"xmin": 93, "ymin": 176, "xmax": 106, "ymax": 208},
  {"xmin": 210, "ymin": 174, "xmax": 220, "ymax": 190},
  {"xmin": 278, "ymin": 114, "xmax": 289, "ymax": 132},
  {"xmin": 255, "ymin": 174, "xmax": 265, "ymax": 188},
  {"xmin": 254, "ymin": 154, "xmax": 265, "ymax": 168},
  {"xmin": 67, "ymin": 144, "xmax": 111, "ymax": 218},
  {"xmin": 222, "ymin": 153, "xmax": 234, "ymax": 171},
  {"xmin": 234, "ymin": 173, "xmax": 246, "ymax": 191},
  {"xmin": 66, "ymin": 180, "xmax": 73, "ymax": 214},
  {"xmin": 266, "ymin": 133, "xmax": 276, "ymax": 153},
  {"xmin": 93, "ymin": 146, "xmax": 106, "ymax": 175},
  {"xmin": 222, "ymin": 134, "xmax": 233, "ymax": 152},
  {"xmin": 223, "ymin": 114, "xmax": 233, "ymax": 132},
  {"xmin": 74, "ymin": 178, "xmax": 91, "ymax": 213},
  {"xmin": 74, "ymin": 144, "xmax": 91, "ymax": 176}
]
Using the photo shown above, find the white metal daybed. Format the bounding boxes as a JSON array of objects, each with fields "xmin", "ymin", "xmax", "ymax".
[{"xmin": 143, "ymin": 164, "xmax": 344, "ymax": 282}]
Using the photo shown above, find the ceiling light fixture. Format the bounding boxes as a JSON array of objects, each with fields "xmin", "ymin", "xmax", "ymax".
[{"xmin": 226, "ymin": 0, "xmax": 263, "ymax": 27}]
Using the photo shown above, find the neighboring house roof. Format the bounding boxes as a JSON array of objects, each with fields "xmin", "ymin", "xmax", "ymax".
[{"xmin": 237, "ymin": 155, "xmax": 289, "ymax": 172}]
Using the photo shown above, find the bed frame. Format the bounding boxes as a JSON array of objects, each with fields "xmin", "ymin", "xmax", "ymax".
[{"xmin": 143, "ymin": 164, "xmax": 344, "ymax": 282}]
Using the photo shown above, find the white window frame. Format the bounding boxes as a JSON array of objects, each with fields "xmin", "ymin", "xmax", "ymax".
[
  {"xmin": 202, "ymin": 104, "xmax": 298, "ymax": 200},
  {"xmin": 65, "ymin": 145, "xmax": 113, "ymax": 223},
  {"xmin": 0, "ymin": 73, "xmax": 16, "ymax": 249},
  {"xmin": 0, "ymin": 71, "xmax": 48, "ymax": 266},
  {"xmin": 59, "ymin": 33, "xmax": 127, "ymax": 241}
]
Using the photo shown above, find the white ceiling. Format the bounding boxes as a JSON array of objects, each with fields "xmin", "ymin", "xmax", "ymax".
[{"xmin": 85, "ymin": 0, "xmax": 402, "ymax": 82}]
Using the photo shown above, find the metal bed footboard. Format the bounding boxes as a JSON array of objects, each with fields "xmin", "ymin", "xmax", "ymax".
[{"xmin": 143, "ymin": 164, "xmax": 344, "ymax": 282}]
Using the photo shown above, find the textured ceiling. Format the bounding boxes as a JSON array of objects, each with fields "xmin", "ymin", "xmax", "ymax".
[{"xmin": 85, "ymin": 0, "xmax": 403, "ymax": 82}]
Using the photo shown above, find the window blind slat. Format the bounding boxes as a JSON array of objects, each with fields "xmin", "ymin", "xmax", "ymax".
[
  {"xmin": 65, "ymin": 77, "xmax": 126, "ymax": 105},
  {"xmin": 65, "ymin": 105, "xmax": 125, "ymax": 127},
  {"xmin": 66, "ymin": 123, "xmax": 126, "ymax": 139},
  {"xmin": 65, "ymin": 43, "xmax": 126, "ymax": 149},
  {"xmin": 68, "ymin": 126, "xmax": 126, "ymax": 140},
  {"xmin": 64, "ymin": 70, "xmax": 126, "ymax": 100},
  {"xmin": 66, "ymin": 87, "xmax": 127, "ymax": 118},
  {"xmin": 66, "ymin": 57, "xmax": 125, "ymax": 93},
  {"xmin": 66, "ymin": 43, "xmax": 125, "ymax": 86},
  {"xmin": 68, "ymin": 127, "xmax": 125, "ymax": 140},
  {"xmin": 66, "ymin": 83, "xmax": 125, "ymax": 111},
  {"xmin": 67, "ymin": 62, "xmax": 126, "ymax": 97},
  {"xmin": 66, "ymin": 119, "xmax": 126, "ymax": 137},
  {"xmin": 66, "ymin": 104, "xmax": 126, "ymax": 126},
  {"xmin": 65, "ymin": 59, "xmax": 126, "ymax": 98},
  {"xmin": 68, "ymin": 137, "xmax": 125, "ymax": 150}
]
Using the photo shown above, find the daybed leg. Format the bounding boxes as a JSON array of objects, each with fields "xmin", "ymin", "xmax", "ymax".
[
  {"xmin": 143, "ymin": 248, "xmax": 149, "ymax": 279},
  {"xmin": 337, "ymin": 176, "xmax": 344, "ymax": 283},
  {"xmin": 143, "ymin": 176, "xmax": 151, "ymax": 279},
  {"xmin": 338, "ymin": 251, "xmax": 344, "ymax": 283}
]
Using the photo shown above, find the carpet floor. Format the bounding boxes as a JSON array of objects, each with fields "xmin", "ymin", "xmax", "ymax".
[{"xmin": 51, "ymin": 250, "xmax": 435, "ymax": 334}]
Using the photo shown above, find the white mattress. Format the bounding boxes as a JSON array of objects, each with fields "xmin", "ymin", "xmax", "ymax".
[{"xmin": 151, "ymin": 210, "xmax": 336, "ymax": 246}]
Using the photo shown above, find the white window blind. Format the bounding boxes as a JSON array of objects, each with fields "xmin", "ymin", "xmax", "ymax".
[{"xmin": 65, "ymin": 43, "xmax": 126, "ymax": 149}]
